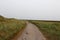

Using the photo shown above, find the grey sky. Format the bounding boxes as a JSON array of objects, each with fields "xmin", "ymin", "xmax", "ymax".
[{"xmin": 0, "ymin": 0, "xmax": 60, "ymax": 20}]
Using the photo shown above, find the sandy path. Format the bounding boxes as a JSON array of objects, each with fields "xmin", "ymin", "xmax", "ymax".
[{"xmin": 17, "ymin": 22, "xmax": 46, "ymax": 40}]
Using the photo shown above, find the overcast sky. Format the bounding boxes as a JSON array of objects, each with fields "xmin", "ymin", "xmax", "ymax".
[{"xmin": 0, "ymin": 0, "xmax": 60, "ymax": 20}]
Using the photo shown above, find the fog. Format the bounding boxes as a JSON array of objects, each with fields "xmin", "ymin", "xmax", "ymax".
[{"xmin": 0, "ymin": 0, "xmax": 60, "ymax": 20}]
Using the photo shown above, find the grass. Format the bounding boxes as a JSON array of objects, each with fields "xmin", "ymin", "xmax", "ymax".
[
  {"xmin": 0, "ymin": 16, "xmax": 26, "ymax": 40},
  {"xmin": 29, "ymin": 20, "xmax": 60, "ymax": 40}
]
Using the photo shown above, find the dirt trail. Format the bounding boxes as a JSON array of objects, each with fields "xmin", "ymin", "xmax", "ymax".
[{"xmin": 17, "ymin": 22, "xmax": 46, "ymax": 40}]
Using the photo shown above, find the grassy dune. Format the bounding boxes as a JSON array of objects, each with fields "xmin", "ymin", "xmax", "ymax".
[
  {"xmin": 29, "ymin": 20, "xmax": 60, "ymax": 40},
  {"xmin": 0, "ymin": 16, "xmax": 26, "ymax": 40}
]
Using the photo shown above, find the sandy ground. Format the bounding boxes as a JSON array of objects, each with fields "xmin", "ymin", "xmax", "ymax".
[{"xmin": 17, "ymin": 22, "xmax": 46, "ymax": 40}]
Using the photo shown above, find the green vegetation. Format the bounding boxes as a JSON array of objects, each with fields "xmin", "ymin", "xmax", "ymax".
[
  {"xmin": 0, "ymin": 16, "xmax": 26, "ymax": 40},
  {"xmin": 29, "ymin": 20, "xmax": 60, "ymax": 40}
]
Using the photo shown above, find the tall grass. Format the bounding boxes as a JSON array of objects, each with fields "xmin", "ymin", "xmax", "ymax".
[
  {"xmin": 0, "ymin": 16, "xmax": 26, "ymax": 40},
  {"xmin": 29, "ymin": 20, "xmax": 60, "ymax": 40}
]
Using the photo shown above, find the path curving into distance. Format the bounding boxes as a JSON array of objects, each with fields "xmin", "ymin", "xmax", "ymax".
[{"xmin": 17, "ymin": 22, "xmax": 46, "ymax": 40}]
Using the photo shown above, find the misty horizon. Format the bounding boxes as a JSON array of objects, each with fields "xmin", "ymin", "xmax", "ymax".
[{"xmin": 0, "ymin": 0, "xmax": 60, "ymax": 20}]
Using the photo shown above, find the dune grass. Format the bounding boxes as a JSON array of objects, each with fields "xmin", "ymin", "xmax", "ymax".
[
  {"xmin": 29, "ymin": 20, "xmax": 60, "ymax": 40},
  {"xmin": 0, "ymin": 16, "xmax": 26, "ymax": 40}
]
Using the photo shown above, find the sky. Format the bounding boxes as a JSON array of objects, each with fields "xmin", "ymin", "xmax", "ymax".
[{"xmin": 0, "ymin": 0, "xmax": 60, "ymax": 20}]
